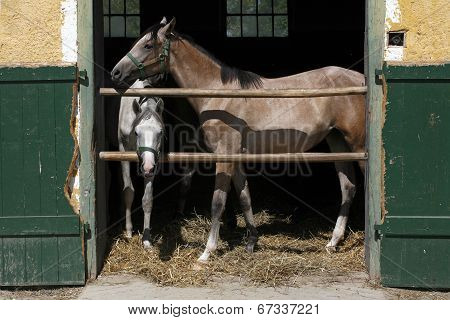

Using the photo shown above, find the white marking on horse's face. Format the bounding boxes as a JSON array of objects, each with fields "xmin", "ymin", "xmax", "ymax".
[
  {"xmin": 141, "ymin": 151, "xmax": 156, "ymax": 175},
  {"xmin": 135, "ymin": 117, "xmax": 163, "ymax": 177}
]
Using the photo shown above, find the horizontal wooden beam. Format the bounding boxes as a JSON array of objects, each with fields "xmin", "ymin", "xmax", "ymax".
[
  {"xmin": 99, "ymin": 151, "xmax": 368, "ymax": 163},
  {"xmin": 0, "ymin": 216, "xmax": 81, "ymax": 236},
  {"xmin": 100, "ymin": 87, "xmax": 367, "ymax": 98},
  {"xmin": 376, "ymin": 216, "xmax": 450, "ymax": 237}
]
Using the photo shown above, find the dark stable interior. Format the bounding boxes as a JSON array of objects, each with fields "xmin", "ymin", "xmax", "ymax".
[{"xmin": 100, "ymin": 0, "xmax": 366, "ymax": 240}]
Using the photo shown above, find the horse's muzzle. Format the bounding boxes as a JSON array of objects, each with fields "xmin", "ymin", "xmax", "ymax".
[
  {"xmin": 138, "ymin": 162, "xmax": 156, "ymax": 179},
  {"xmin": 142, "ymin": 169, "xmax": 155, "ymax": 179}
]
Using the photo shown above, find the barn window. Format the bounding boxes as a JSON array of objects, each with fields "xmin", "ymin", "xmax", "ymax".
[
  {"xmin": 103, "ymin": 0, "xmax": 140, "ymax": 38},
  {"xmin": 226, "ymin": 0, "xmax": 288, "ymax": 38}
]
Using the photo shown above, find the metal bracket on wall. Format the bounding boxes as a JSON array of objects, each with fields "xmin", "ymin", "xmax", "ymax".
[
  {"xmin": 374, "ymin": 224, "xmax": 383, "ymax": 240},
  {"xmin": 375, "ymin": 69, "xmax": 384, "ymax": 85},
  {"xmin": 84, "ymin": 222, "xmax": 92, "ymax": 240},
  {"xmin": 78, "ymin": 69, "xmax": 89, "ymax": 87}
]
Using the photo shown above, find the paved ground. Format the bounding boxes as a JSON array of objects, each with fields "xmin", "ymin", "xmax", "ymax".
[
  {"xmin": 78, "ymin": 273, "xmax": 388, "ymax": 300},
  {"xmin": 1, "ymin": 272, "xmax": 448, "ymax": 300}
]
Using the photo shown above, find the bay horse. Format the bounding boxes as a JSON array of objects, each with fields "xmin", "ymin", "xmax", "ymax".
[{"xmin": 111, "ymin": 18, "xmax": 366, "ymax": 262}]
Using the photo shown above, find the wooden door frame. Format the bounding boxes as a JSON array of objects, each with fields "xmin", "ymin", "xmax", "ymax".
[
  {"xmin": 79, "ymin": 0, "xmax": 386, "ymax": 280},
  {"xmin": 78, "ymin": 0, "xmax": 96, "ymax": 279},
  {"xmin": 78, "ymin": 0, "xmax": 109, "ymax": 280},
  {"xmin": 364, "ymin": 0, "xmax": 385, "ymax": 279}
]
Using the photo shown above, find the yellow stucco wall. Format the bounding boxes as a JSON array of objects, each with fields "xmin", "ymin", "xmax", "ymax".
[
  {"xmin": 0, "ymin": 0, "xmax": 64, "ymax": 64},
  {"xmin": 386, "ymin": 0, "xmax": 450, "ymax": 63}
]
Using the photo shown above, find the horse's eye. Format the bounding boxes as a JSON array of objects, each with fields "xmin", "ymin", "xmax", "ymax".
[{"xmin": 144, "ymin": 44, "xmax": 153, "ymax": 50}]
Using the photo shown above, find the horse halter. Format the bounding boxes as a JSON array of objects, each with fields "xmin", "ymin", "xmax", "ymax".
[
  {"xmin": 134, "ymin": 99, "xmax": 165, "ymax": 169},
  {"xmin": 126, "ymin": 38, "xmax": 171, "ymax": 80},
  {"xmin": 138, "ymin": 146, "xmax": 160, "ymax": 163}
]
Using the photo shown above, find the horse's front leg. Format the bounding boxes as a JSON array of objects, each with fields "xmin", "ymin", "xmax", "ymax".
[
  {"xmin": 142, "ymin": 177, "xmax": 154, "ymax": 249},
  {"xmin": 198, "ymin": 162, "xmax": 234, "ymax": 262},
  {"xmin": 232, "ymin": 165, "xmax": 258, "ymax": 253},
  {"xmin": 120, "ymin": 143, "xmax": 134, "ymax": 238}
]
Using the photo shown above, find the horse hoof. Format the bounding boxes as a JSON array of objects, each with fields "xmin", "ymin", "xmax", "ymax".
[
  {"xmin": 143, "ymin": 240, "xmax": 152, "ymax": 249},
  {"xmin": 125, "ymin": 231, "xmax": 133, "ymax": 239},
  {"xmin": 325, "ymin": 242, "xmax": 338, "ymax": 253},
  {"xmin": 245, "ymin": 243, "xmax": 255, "ymax": 253}
]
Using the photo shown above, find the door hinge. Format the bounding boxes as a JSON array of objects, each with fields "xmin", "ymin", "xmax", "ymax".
[
  {"xmin": 78, "ymin": 69, "xmax": 89, "ymax": 87},
  {"xmin": 374, "ymin": 223, "xmax": 383, "ymax": 240},
  {"xmin": 84, "ymin": 222, "xmax": 92, "ymax": 240},
  {"xmin": 375, "ymin": 69, "xmax": 384, "ymax": 85}
]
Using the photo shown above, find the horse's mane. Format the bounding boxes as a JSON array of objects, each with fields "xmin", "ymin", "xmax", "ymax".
[
  {"xmin": 133, "ymin": 24, "xmax": 263, "ymax": 89},
  {"xmin": 173, "ymin": 32, "xmax": 263, "ymax": 89}
]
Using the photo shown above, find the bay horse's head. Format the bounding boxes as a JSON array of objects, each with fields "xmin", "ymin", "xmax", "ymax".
[{"xmin": 111, "ymin": 17, "xmax": 176, "ymax": 90}]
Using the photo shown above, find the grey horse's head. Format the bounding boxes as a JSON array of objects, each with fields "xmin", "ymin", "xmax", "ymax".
[
  {"xmin": 133, "ymin": 98, "xmax": 165, "ymax": 178},
  {"xmin": 111, "ymin": 17, "xmax": 176, "ymax": 90}
]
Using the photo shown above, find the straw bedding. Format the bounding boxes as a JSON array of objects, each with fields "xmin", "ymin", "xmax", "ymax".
[{"xmin": 104, "ymin": 210, "xmax": 365, "ymax": 287}]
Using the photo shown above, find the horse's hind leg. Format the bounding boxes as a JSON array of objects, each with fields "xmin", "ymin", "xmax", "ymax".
[
  {"xmin": 232, "ymin": 165, "xmax": 258, "ymax": 253},
  {"xmin": 198, "ymin": 163, "xmax": 234, "ymax": 262},
  {"xmin": 326, "ymin": 133, "xmax": 356, "ymax": 251},
  {"xmin": 176, "ymin": 165, "xmax": 194, "ymax": 217}
]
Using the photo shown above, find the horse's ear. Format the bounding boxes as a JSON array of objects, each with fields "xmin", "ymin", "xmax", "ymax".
[
  {"xmin": 157, "ymin": 17, "xmax": 176, "ymax": 41},
  {"xmin": 160, "ymin": 17, "xmax": 167, "ymax": 25},
  {"xmin": 132, "ymin": 99, "xmax": 141, "ymax": 115}
]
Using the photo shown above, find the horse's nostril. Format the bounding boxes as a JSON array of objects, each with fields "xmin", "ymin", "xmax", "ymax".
[{"xmin": 112, "ymin": 69, "xmax": 121, "ymax": 80}]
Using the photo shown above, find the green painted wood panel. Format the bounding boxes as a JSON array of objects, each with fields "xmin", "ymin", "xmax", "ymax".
[
  {"xmin": 380, "ymin": 64, "xmax": 450, "ymax": 289},
  {"xmin": 0, "ymin": 83, "xmax": 2, "ymax": 285},
  {"xmin": 23, "ymin": 84, "xmax": 41, "ymax": 217},
  {"xmin": 377, "ymin": 216, "xmax": 450, "ymax": 237},
  {"xmin": 0, "ymin": 216, "xmax": 80, "ymax": 236},
  {"xmin": 38, "ymin": 83, "xmax": 58, "ymax": 217},
  {"xmin": 0, "ymin": 67, "xmax": 85, "ymax": 286},
  {"xmin": 381, "ymin": 237, "xmax": 450, "ymax": 288}
]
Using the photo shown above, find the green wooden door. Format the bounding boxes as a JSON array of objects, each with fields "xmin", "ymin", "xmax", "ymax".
[
  {"xmin": 378, "ymin": 64, "xmax": 450, "ymax": 288},
  {"xmin": 0, "ymin": 67, "xmax": 85, "ymax": 286}
]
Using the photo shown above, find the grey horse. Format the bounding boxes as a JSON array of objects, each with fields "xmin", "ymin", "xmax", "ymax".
[{"xmin": 118, "ymin": 79, "xmax": 193, "ymax": 248}]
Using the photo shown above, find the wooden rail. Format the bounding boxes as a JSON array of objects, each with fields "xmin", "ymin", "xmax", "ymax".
[
  {"xmin": 99, "ymin": 151, "xmax": 368, "ymax": 163},
  {"xmin": 100, "ymin": 87, "xmax": 367, "ymax": 98},
  {"xmin": 100, "ymin": 87, "xmax": 368, "ymax": 164}
]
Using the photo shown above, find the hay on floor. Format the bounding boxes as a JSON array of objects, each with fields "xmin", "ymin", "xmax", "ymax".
[{"xmin": 103, "ymin": 211, "xmax": 365, "ymax": 287}]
